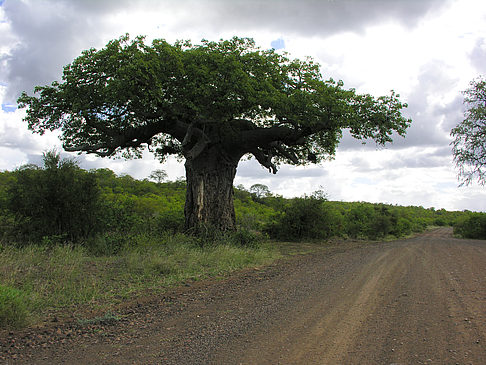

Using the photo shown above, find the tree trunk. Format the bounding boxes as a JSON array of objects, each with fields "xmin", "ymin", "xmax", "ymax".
[{"xmin": 184, "ymin": 147, "xmax": 239, "ymax": 232}]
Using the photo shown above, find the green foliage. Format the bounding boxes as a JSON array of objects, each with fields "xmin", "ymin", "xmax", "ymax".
[
  {"xmin": 451, "ymin": 76, "xmax": 486, "ymax": 185},
  {"xmin": 0, "ymin": 284, "xmax": 29, "ymax": 329},
  {"xmin": 454, "ymin": 212, "xmax": 486, "ymax": 239},
  {"xmin": 6, "ymin": 151, "xmax": 101, "ymax": 244},
  {"xmin": 249, "ymin": 184, "xmax": 272, "ymax": 200},
  {"xmin": 266, "ymin": 197, "xmax": 342, "ymax": 241},
  {"xmin": 148, "ymin": 169, "xmax": 168, "ymax": 183},
  {"xmin": 18, "ymin": 36, "xmax": 411, "ymax": 166},
  {"xmin": 0, "ymin": 163, "xmax": 480, "ymax": 330}
]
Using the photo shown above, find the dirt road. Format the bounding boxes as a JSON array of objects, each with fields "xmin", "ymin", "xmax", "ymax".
[{"xmin": 2, "ymin": 227, "xmax": 485, "ymax": 364}]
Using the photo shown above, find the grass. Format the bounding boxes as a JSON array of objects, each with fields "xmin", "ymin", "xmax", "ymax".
[
  {"xmin": 0, "ymin": 284, "xmax": 29, "ymax": 328},
  {"xmin": 0, "ymin": 232, "xmax": 280, "ymax": 329}
]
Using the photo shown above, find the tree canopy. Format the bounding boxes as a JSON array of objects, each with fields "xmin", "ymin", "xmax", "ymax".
[
  {"xmin": 18, "ymin": 35, "xmax": 411, "ymax": 231},
  {"xmin": 19, "ymin": 35, "xmax": 410, "ymax": 170},
  {"xmin": 451, "ymin": 77, "xmax": 486, "ymax": 186}
]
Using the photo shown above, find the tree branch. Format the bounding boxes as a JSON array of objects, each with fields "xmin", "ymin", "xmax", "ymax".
[
  {"xmin": 250, "ymin": 147, "xmax": 277, "ymax": 174},
  {"xmin": 270, "ymin": 141, "xmax": 299, "ymax": 164},
  {"xmin": 64, "ymin": 117, "xmax": 189, "ymax": 157}
]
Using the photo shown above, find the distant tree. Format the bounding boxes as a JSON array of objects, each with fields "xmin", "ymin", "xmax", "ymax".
[
  {"xmin": 310, "ymin": 187, "xmax": 328, "ymax": 201},
  {"xmin": 235, "ymin": 184, "xmax": 247, "ymax": 191},
  {"xmin": 451, "ymin": 77, "xmax": 486, "ymax": 185},
  {"xmin": 149, "ymin": 169, "xmax": 168, "ymax": 184},
  {"xmin": 250, "ymin": 183, "xmax": 272, "ymax": 200},
  {"xmin": 18, "ymin": 35, "xmax": 411, "ymax": 232}
]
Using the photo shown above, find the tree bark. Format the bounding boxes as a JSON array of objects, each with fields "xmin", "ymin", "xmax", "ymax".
[{"xmin": 184, "ymin": 146, "xmax": 239, "ymax": 232}]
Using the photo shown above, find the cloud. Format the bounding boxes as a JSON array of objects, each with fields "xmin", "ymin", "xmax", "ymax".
[
  {"xmin": 470, "ymin": 38, "xmax": 486, "ymax": 74},
  {"xmin": 179, "ymin": 0, "xmax": 446, "ymax": 36},
  {"xmin": 347, "ymin": 146, "xmax": 451, "ymax": 175},
  {"xmin": 1, "ymin": 0, "xmax": 448, "ymax": 103},
  {"xmin": 0, "ymin": 0, "xmax": 134, "ymax": 102},
  {"xmin": 376, "ymin": 61, "xmax": 462, "ymax": 151}
]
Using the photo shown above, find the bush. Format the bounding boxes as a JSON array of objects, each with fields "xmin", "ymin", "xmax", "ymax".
[
  {"xmin": 0, "ymin": 284, "xmax": 29, "ymax": 328},
  {"xmin": 227, "ymin": 229, "xmax": 263, "ymax": 248},
  {"xmin": 86, "ymin": 232, "xmax": 130, "ymax": 256},
  {"xmin": 7, "ymin": 151, "xmax": 101, "ymax": 244},
  {"xmin": 454, "ymin": 213, "xmax": 486, "ymax": 239},
  {"xmin": 346, "ymin": 204, "xmax": 375, "ymax": 239},
  {"xmin": 267, "ymin": 197, "xmax": 340, "ymax": 241},
  {"xmin": 391, "ymin": 217, "xmax": 413, "ymax": 237}
]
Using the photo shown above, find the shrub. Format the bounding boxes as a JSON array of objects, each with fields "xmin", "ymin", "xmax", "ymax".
[
  {"xmin": 346, "ymin": 204, "xmax": 375, "ymax": 239},
  {"xmin": 0, "ymin": 284, "xmax": 29, "ymax": 328},
  {"xmin": 454, "ymin": 213, "xmax": 486, "ymax": 239},
  {"xmin": 7, "ymin": 151, "xmax": 101, "ymax": 244},
  {"xmin": 86, "ymin": 232, "xmax": 130, "ymax": 256},
  {"xmin": 391, "ymin": 217, "xmax": 413, "ymax": 237},
  {"xmin": 267, "ymin": 197, "xmax": 341, "ymax": 241},
  {"xmin": 227, "ymin": 229, "xmax": 263, "ymax": 248}
]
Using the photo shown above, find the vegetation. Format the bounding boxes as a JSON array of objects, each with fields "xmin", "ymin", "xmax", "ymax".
[
  {"xmin": 0, "ymin": 155, "xmax": 480, "ymax": 329},
  {"xmin": 453, "ymin": 212, "xmax": 486, "ymax": 239},
  {"xmin": 451, "ymin": 76, "xmax": 486, "ymax": 185},
  {"xmin": 6, "ymin": 150, "xmax": 101, "ymax": 244},
  {"xmin": 18, "ymin": 35, "xmax": 411, "ymax": 231},
  {"xmin": 0, "ymin": 234, "xmax": 278, "ymax": 329}
]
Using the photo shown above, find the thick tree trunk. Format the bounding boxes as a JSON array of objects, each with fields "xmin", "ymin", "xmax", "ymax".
[{"xmin": 184, "ymin": 147, "xmax": 239, "ymax": 232}]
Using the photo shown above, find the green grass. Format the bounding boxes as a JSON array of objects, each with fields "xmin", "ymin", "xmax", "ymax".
[
  {"xmin": 0, "ymin": 233, "xmax": 280, "ymax": 329},
  {"xmin": 0, "ymin": 284, "xmax": 29, "ymax": 329}
]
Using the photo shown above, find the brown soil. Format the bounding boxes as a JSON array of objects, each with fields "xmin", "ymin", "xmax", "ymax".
[{"xmin": 1, "ymin": 227, "xmax": 485, "ymax": 364}]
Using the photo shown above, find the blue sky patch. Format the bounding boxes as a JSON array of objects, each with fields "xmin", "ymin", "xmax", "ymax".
[
  {"xmin": 2, "ymin": 104, "xmax": 17, "ymax": 113},
  {"xmin": 271, "ymin": 38, "xmax": 285, "ymax": 50}
]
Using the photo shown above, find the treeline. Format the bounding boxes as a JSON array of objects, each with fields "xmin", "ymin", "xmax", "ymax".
[
  {"xmin": 0, "ymin": 152, "xmax": 484, "ymax": 251},
  {"xmin": 235, "ymin": 188, "xmax": 467, "ymax": 240}
]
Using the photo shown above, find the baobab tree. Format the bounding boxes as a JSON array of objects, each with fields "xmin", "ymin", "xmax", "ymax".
[{"xmin": 18, "ymin": 35, "xmax": 411, "ymax": 232}]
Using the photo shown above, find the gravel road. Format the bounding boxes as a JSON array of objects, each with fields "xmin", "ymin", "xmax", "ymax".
[{"xmin": 1, "ymin": 227, "xmax": 485, "ymax": 364}]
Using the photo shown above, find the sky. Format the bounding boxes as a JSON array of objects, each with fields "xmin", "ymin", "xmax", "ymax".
[{"xmin": 1, "ymin": 0, "xmax": 486, "ymax": 212}]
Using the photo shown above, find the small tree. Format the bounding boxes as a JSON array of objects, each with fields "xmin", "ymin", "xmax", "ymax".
[
  {"xmin": 451, "ymin": 77, "xmax": 486, "ymax": 185},
  {"xmin": 149, "ymin": 169, "xmax": 168, "ymax": 184},
  {"xmin": 250, "ymin": 184, "xmax": 272, "ymax": 200},
  {"xmin": 18, "ymin": 35, "xmax": 411, "ymax": 232},
  {"xmin": 7, "ymin": 150, "xmax": 101, "ymax": 243},
  {"xmin": 268, "ymin": 196, "xmax": 338, "ymax": 240}
]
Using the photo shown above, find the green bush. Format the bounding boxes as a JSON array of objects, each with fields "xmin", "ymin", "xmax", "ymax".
[
  {"xmin": 86, "ymin": 232, "xmax": 130, "ymax": 256},
  {"xmin": 392, "ymin": 217, "xmax": 413, "ymax": 237},
  {"xmin": 227, "ymin": 229, "xmax": 263, "ymax": 248},
  {"xmin": 267, "ymin": 197, "xmax": 339, "ymax": 240},
  {"xmin": 0, "ymin": 284, "xmax": 29, "ymax": 328},
  {"xmin": 454, "ymin": 213, "xmax": 486, "ymax": 239},
  {"xmin": 346, "ymin": 204, "xmax": 375, "ymax": 239},
  {"xmin": 7, "ymin": 151, "xmax": 101, "ymax": 244}
]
